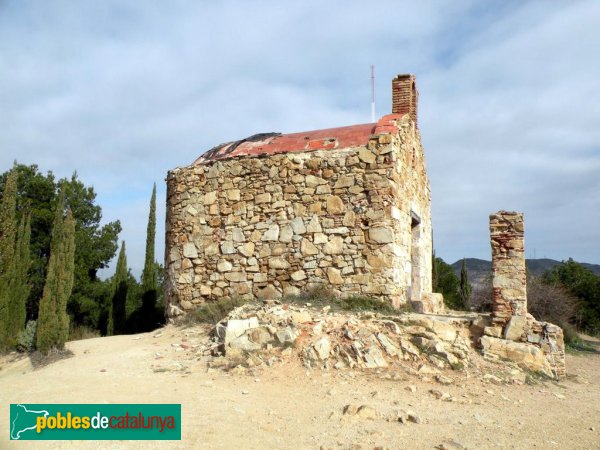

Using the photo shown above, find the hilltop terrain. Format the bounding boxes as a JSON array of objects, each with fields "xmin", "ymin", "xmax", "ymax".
[
  {"xmin": 451, "ymin": 258, "xmax": 600, "ymax": 287},
  {"xmin": 1, "ymin": 306, "xmax": 599, "ymax": 449}
]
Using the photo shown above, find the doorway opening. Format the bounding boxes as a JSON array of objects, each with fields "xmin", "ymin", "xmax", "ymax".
[{"xmin": 410, "ymin": 211, "xmax": 421, "ymax": 302}]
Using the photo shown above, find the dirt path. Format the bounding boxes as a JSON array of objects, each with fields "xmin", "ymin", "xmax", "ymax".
[{"xmin": 1, "ymin": 326, "xmax": 599, "ymax": 449}]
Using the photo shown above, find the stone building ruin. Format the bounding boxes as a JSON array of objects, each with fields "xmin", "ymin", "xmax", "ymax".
[{"xmin": 165, "ymin": 74, "xmax": 435, "ymax": 317}]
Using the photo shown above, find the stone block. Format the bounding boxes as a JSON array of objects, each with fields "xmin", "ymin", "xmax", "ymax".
[
  {"xmin": 326, "ymin": 195, "xmax": 345, "ymax": 214},
  {"xmin": 411, "ymin": 293, "xmax": 444, "ymax": 315},
  {"xmin": 262, "ymin": 225, "xmax": 280, "ymax": 241},
  {"xmin": 291, "ymin": 217, "xmax": 306, "ymax": 234},
  {"xmin": 358, "ymin": 148, "xmax": 376, "ymax": 164},
  {"xmin": 480, "ymin": 336, "xmax": 553, "ymax": 377},
  {"xmin": 503, "ymin": 315, "xmax": 528, "ymax": 341},
  {"xmin": 327, "ymin": 267, "xmax": 344, "ymax": 284},
  {"xmin": 182, "ymin": 242, "xmax": 198, "ymax": 259},
  {"xmin": 368, "ymin": 227, "xmax": 394, "ymax": 244},
  {"xmin": 300, "ymin": 238, "xmax": 319, "ymax": 256},
  {"xmin": 217, "ymin": 260, "xmax": 232, "ymax": 272}
]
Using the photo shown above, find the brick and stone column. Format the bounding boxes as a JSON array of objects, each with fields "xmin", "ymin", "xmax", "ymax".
[
  {"xmin": 489, "ymin": 211, "xmax": 527, "ymax": 328},
  {"xmin": 392, "ymin": 74, "xmax": 418, "ymax": 126}
]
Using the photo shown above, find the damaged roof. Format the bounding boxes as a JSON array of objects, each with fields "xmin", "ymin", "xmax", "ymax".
[{"xmin": 193, "ymin": 114, "xmax": 403, "ymax": 165}]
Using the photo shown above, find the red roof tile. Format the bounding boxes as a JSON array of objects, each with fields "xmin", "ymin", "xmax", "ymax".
[{"xmin": 194, "ymin": 114, "xmax": 404, "ymax": 164}]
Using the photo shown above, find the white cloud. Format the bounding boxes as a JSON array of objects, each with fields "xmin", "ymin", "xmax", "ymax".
[{"xmin": 1, "ymin": 0, "xmax": 598, "ymax": 277}]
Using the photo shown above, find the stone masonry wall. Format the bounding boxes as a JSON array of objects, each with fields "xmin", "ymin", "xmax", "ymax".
[
  {"xmin": 483, "ymin": 211, "xmax": 566, "ymax": 379},
  {"xmin": 489, "ymin": 211, "xmax": 527, "ymax": 327},
  {"xmin": 165, "ymin": 115, "xmax": 432, "ymax": 315}
]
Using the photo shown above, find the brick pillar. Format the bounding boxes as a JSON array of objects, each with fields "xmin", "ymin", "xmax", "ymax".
[
  {"xmin": 489, "ymin": 211, "xmax": 527, "ymax": 327},
  {"xmin": 392, "ymin": 74, "xmax": 418, "ymax": 126}
]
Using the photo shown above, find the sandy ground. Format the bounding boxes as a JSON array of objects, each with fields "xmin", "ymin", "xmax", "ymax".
[{"xmin": 1, "ymin": 326, "xmax": 599, "ymax": 450}]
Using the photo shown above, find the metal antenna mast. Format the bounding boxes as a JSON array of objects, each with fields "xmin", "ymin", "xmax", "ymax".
[{"xmin": 370, "ymin": 65, "xmax": 376, "ymax": 122}]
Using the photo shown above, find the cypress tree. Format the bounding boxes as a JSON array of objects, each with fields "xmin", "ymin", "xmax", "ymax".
[
  {"xmin": 459, "ymin": 258, "xmax": 471, "ymax": 309},
  {"xmin": 431, "ymin": 250, "xmax": 439, "ymax": 293},
  {"xmin": 6, "ymin": 211, "xmax": 31, "ymax": 340},
  {"xmin": 108, "ymin": 241, "xmax": 128, "ymax": 335},
  {"xmin": 141, "ymin": 183, "xmax": 157, "ymax": 294},
  {"xmin": 138, "ymin": 184, "xmax": 159, "ymax": 331},
  {"xmin": 0, "ymin": 168, "xmax": 17, "ymax": 273},
  {"xmin": 0, "ymin": 169, "xmax": 18, "ymax": 347},
  {"xmin": 36, "ymin": 192, "xmax": 76, "ymax": 353}
]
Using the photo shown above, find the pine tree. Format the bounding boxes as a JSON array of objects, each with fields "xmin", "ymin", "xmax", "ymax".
[
  {"xmin": 459, "ymin": 258, "xmax": 471, "ymax": 309},
  {"xmin": 36, "ymin": 191, "xmax": 76, "ymax": 353},
  {"xmin": 0, "ymin": 168, "xmax": 18, "ymax": 347},
  {"xmin": 108, "ymin": 241, "xmax": 128, "ymax": 335}
]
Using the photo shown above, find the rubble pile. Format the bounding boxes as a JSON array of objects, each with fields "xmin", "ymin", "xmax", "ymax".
[{"xmin": 209, "ymin": 301, "xmax": 478, "ymax": 373}]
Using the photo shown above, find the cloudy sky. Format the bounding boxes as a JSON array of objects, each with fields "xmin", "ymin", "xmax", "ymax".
[{"xmin": 1, "ymin": 0, "xmax": 599, "ymax": 277}]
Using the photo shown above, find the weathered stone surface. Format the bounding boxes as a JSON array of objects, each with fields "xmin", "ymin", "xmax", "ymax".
[
  {"xmin": 323, "ymin": 236, "xmax": 344, "ymax": 255},
  {"xmin": 217, "ymin": 260, "xmax": 233, "ymax": 272},
  {"xmin": 216, "ymin": 317, "xmax": 260, "ymax": 344},
  {"xmin": 291, "ymin": 270, "xmax": 307, "ymax": 281},
  {"xmin": 239, "ymin": 242, "xmax": 255, "ymax": 257},
  {"xmin": 300, "ymin": 238, "xmax": 319, "ymax": 256},
  {"xmin": 203, "ymin": 191, "xmax": 217, "ymax": 205},
  {"xmin": 431, "ymin": 320, "xmax": 457, "ymax": 342},
  {"xmin": 480, "ymin": 335, "xmax": 552, "ymax": 376},
  {"xmin": 306, "ymin": 215, "xmax": 322, "ymax": 233},
  {"xmin": 262, "ymin": 224, "xmax": 280, "ymax": 241},
  {"xmin": 327, "ymin": 267, "xmax": 343, "ymax": 284},
  {"xmin": 279, "ymin": 225, "xmax": 293, "ymax": 243},
  {"xmin": 226, "ymin": 189, "xmax": 241, "ymax": 201},
  {"xmin": 363, "ymin": 347, "xmax": 388, "ymax": 368},
  {"xmin": 503, "ymin": 315, "xmax": 528, "ymax": 341},
  {"xmin": 358, "ymin": 148, "xmax": 376, "ymax": 164},
  {"xmin": 412, "ymin": 293, "xmax": 444, "ymax": 314},
  {"xmin": 291, "ymin": 217, "xmax": 306, "ymax": 234},
  {"xmin": 269, "ymin": 257, "xmax": 290, "ymax": 269},
  {"xmin": 326, "ymin": 195, "xmax": 345, "ymax": 214},
  {"xmin": 313, "ymin": 337, "xmax": 331, "ymax": 360},
  {"xmin": 368, "ymin": 227, "xmax": 394, "ymax": 244},
  {"xmin": 255, "ymin": 192, "xmax": 272, "ymax": 204},
  {"xmin": 276, "ymin": 326, "xmax": 299, "ymax": 344},
  {"xmin": 256, "ymin": 285, "xmax": 282, "ymax": 300},
  {"xmin": 224, "ymin": 272, "xmax": 246, "ymax": 282},
  {"xmin": 182, "ymin": 242, "xmax": 198, "ymax": 259},
  {"xmin": 220, "ymin": 240, "xmax": 236, "ymax": 254}
]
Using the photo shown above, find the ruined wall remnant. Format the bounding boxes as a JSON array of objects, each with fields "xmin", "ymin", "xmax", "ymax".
[
  {"xmin": 489, "ymin": 211, "xmax": 527, "ymax": 327},
  {"xmin": 482, "ymin": 211, "xmax": 566, "ymax": 379}
]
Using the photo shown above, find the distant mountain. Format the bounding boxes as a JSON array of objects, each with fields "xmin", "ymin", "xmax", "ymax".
[{"xmin": 450, "ymin": 257, "xmax": 600, "ymax": 285}]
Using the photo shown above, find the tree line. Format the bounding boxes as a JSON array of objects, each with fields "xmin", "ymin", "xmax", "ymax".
[
  {"xmin": 433, "ymin": 254, "xmax": 600, "ymax": 342},
  {"xmin": 0, "ymin": 164, "xmax": 164, "ymax": 354}
]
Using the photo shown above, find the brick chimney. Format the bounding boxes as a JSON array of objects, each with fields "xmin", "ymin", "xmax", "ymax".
[{"xmin": 392, "ymin": 74, "xmax": 418, "ymax": 126}]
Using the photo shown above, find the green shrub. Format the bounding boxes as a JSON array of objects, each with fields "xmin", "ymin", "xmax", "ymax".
[
  {"xmin": 192, "ymin": 297, "xmax": 247, "ymax": 324},
  {"xmin": 337, "ymin": 295, "xmax": 399, "ymax": 314},
  {"xmin": 285, "ymin": 285, "xmax": 408, "ymax": 315},
  {"xmin": 16, "ymin": 320, "xmax": 37, "ymax": 352},
  {"xmin": 283, "ymin": 285, "xmax": 337, "ymax": 306},
  {"xmin": 69, "ymin": 325, "xmax": 100, "ymax": 341}
]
